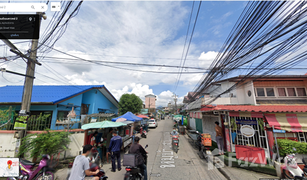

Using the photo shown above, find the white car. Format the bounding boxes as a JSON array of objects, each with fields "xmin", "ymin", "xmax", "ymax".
[{"xmin": 148, "ymin": 119, "xmax": 158, "ymax": 128}]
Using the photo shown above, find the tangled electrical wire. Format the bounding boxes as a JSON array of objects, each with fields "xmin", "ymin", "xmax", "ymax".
[{"xmin": 189, "ymin": 1, "xmax": 307, "ymax": 103}]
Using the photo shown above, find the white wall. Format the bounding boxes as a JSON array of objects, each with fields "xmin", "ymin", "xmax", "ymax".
[
  {"xmin": 0, "ymin": 131, "xmax": 85, "ymax": 159},
  {"xmin": 203, "ymin": 80, "xmax": 256, "ymax": 105},
  {"xmin": 189, "ymin": 118, "xmax": 196, "ymax": 130},
  {"xmin": 0, "ymin": 133, "xmax": 17, "ymax": 158},
  {"xmin": 202, "ymin": 115, "xmax": 219, "ymax": 142}
]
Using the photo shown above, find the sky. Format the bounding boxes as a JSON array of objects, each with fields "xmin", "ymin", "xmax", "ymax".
[{"xmin": 0, "ymin": 1, "xmax": 249, "ymax": 107}]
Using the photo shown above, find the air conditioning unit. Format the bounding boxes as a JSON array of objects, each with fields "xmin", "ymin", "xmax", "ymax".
[{"xmin": 213, "ymin": 111, "xmax": 219, "ymax": 115}]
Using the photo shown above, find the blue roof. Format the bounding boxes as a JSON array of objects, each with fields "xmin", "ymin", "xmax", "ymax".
[
  {"xmin": 0, "ymin": 85, "xmax": 104, "ymax": 103},
  {"xmin": 112, "ymin": 112, "xmax": 142, "ymax": 122}
]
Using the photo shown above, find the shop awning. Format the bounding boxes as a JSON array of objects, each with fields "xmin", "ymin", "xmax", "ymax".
[{"xmin": 265, "ymin": 113, "xmax": 307, "ymax": 132}]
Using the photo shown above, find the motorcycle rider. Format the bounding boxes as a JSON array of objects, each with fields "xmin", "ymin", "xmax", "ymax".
[
  {"xmin": 129, "ymin": 136, "xmax": 148, "ymax": 180},
  {"xmin": 69, "ymin": 144, "xmax": 99, "ymax": 180},
  {"xmin": 170, "ymin": 128, "xmax": 179, "ymax": 146}
]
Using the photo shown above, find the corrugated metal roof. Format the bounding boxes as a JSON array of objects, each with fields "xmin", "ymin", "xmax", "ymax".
[{"xmin": 0, "ymin": 85, "xmax": 104, "ymax": 104}]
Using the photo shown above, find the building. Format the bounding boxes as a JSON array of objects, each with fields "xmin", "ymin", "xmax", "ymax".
[
  {"xmin": 186, "ymin": 75, "xmax": 307, "ymax": 163},
  {"xmin": 0, "ymin": 85, "xmax": 119, "ymax": 130},
  {"xmin": 145, "ymin": 94, "xmax": 156, "ymax": 114}
]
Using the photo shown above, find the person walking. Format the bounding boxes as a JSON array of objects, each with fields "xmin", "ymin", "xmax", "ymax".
[
  {"xmin": 107, "ymin": 130, "xmax": 122, "ymax": 172},
  {"xmin": 106, "ymin": 128, "xmax": 113, "ymax": 163},
  {"xmin": 215, "ymin": 121, "xmax": 224, "ymax": 155}
]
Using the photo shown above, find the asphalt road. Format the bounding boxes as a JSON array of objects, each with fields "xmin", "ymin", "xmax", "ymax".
[{"xmin": 106, "ymin": 116, "xmax": 226, "ymax": 180}]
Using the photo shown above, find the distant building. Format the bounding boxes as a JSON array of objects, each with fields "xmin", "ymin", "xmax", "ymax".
[{"xmin": 145, "ymin": 94, "xmax": 156, "ymax": 115}]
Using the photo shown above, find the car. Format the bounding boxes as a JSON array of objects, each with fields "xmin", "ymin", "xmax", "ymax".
[{"xmin": 148, "ymin": 119, "xmax": 158, "ymax": 128}]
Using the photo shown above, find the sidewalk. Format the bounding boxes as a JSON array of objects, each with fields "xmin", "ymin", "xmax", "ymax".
[
  {"xmin": 54, "ymin": 151, "xmax": 127, "ymax": 180},
  {"xmin": 218, "ymin": 165, "xmax": 279, "ymax": 180}
]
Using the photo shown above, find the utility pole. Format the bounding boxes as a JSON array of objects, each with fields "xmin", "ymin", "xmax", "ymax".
[
  {"xmin": 173, "ymin": 93, "xmax": 177, "ymax": 115},
  {"xmin": 15, "ymin": 12, "xmax": 46, "ymax": 158}
]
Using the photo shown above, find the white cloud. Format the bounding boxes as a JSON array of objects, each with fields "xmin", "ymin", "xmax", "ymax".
[{"xmin": 198, "ymin": 51, "xmax": 218, "ymax": 67}]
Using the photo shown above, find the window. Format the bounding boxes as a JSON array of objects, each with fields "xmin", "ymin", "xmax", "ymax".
[
  {"xmin": 297, "ymin": 88, "xmax": 307, "ymax": 96},
  {"xmin": 57, "ymin": 111, "xmax": 69, "ymax": 120},
  {"xmin": 287, "ymin": 88, "xmax": 296, "ymax": 96},
  {"xmin": 256, "ymin": 88, "xmax": 265, "ymax": 96},
  {"xmin": 278, "ymin": 88, "xmax": 286, "ymax": 97},
  {"xmin": 266, "ymin": 88, "xmax": 275, "ymax": 96}
]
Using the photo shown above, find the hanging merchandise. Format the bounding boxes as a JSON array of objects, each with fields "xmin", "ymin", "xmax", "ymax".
[{"xmin": 67, "ymin": 107, "xmax": 77, "ymax": 118}]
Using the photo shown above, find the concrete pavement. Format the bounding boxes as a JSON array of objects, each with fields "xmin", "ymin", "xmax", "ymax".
[{"xmin": 54, "ymin": 116, "xmax": 278, "ymax": 180}]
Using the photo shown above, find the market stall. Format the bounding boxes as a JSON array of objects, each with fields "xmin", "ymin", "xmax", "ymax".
[{"xmin": 81, "ymin": 121, "xmax": 127, "ymax": 162}]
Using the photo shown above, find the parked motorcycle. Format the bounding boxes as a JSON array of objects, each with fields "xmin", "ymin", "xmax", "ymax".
[
  {"xmin": 171, "ymin": 135, "xmax": 179, "ymax": 153},
  {"xmin": 283, "ymin": 148, "xmax": 307, "ymax": 179},
  {"xmin": 124, "ymin": 145, "xmax": 148, "ymax": 180},
  {"xmin": 141, "ymin": 128, "xmax": 147, "ymax": 139},
  {"xmin": 302, "ymin": 158, "xmax": 307, "ymax": 177},
  {"xmin": 7, "ymin": 154, "xmax": 54, "ymax": 180}
]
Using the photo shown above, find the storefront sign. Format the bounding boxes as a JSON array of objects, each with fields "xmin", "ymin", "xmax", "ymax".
[
  {"xmin": 273, "ymin": 129, "xmax": 285, "ymax": 133},
  {"xmin": 236, "ymin": 119, "xmax": 257, "ymax": 125},
  {"xmin": 240, "ymin": 125, "xmax": 255, "ymax": 138}
]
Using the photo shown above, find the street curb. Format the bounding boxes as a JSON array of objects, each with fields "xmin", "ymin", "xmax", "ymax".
[{"xmin": 209, "ymin": 154, "xmax": 231, "ymax": 180}]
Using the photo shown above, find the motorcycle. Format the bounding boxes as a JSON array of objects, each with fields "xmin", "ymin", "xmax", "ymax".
[
  {"xmin": 141, "ymin": 126, "xmax": 147, "ymax": 138},
  {"xmin": 7, "ymin": 154, "xmax": 54, "ymax": 180},
  {"xmin": 67, "ymin": 156, "xmax": 107, "ymax": 180},
  {"xmin": 171, "ymin": 134, "xmax": 179, "ymax": 153},
  {"xmin": 302, "ymin": 158, "xmax": 307, "ymax": 177},
  {"xmin": 283, "ymin": 148, "xmax": 307, "ymax": 179},
  {"xmin": 124, "ymin": 145, "xmax": 148, "ymax": 180}
]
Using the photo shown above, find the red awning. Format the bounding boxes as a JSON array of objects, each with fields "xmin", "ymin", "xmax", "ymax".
[
  {"xmin": 200, "ymin": 105, "xmax": 307, "ymax": 113},
  {"xmin": 265, "ymin": 113, "xmax": 307, "ymax": 132}
]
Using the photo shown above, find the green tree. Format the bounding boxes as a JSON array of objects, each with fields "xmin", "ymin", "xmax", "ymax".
[{"xmin": 119, "ymin": 93, "xmax": 143, "ymax": 115}]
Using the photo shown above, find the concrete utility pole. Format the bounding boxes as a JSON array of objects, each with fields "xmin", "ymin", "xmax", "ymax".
[
  {"xmin": 173, "ymin": 93, "xmax": 177, "ymax": 114},
  {"xmin": 15, "ymin": 12, "xmax": 46, "ymax": 158}
]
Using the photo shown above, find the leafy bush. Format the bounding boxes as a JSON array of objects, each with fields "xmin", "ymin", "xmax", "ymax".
[
  {"xmin": 18, "ymin": 129, "xmax": 71, "ymax": 159},
  {"xmin": 277, "ymin": 138, "xmax": 307, "ymax": 157}
]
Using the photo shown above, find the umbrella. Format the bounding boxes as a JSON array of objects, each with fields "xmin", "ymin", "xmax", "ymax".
[
  {"xmin": 137, "ymin": 115, "xmax": 149, "ymax": 119},
  {"xmin": 116, "ymin": 118, "xmax": 127, "ymax": 122},
  {"xmin": 81, "ymin": 121, "xmax": 126, "ymax": 130},
  {"xmin": 112, "ymin": 112, "xmax": 142, "ymax": 122}
]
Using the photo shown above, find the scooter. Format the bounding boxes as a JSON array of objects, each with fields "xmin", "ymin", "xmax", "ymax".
[
  {"xmin": 302, "ymin": 158, "xmax": 307, "ymax": 177},
  {"xmin": 7, "ymin": 154, "xmax": 54, "ymax": 180},
  {"xmin": 283, "ymin": 148, "xmax": 307, "ymax": 179},
  {"xmin": 141, "ymin": 126, "xmax": 147, "ymax": 138},
  {"xmin": 171, "ymin": 135, "xmax": 179, "ymax": 153},
  {"xmin": 124, "ymin": 145, "xmax": 148, "ymax": 180}
]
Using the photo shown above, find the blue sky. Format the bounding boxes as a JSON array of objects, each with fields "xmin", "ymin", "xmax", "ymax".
[{"xmin": 4, "ymin": 1, "xmax": 305, "ymax": 106}]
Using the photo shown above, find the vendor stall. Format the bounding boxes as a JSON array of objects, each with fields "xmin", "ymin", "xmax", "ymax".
[{"xmin": 81, "ymin": 121, "xmax": 127, "ymax": 163}]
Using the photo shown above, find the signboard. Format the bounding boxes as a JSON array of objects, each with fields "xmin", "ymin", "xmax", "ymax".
[
  {"xmin": 13, "ymin": 116, "xmax": 28, "ymax": 130},
  {"xmin": 273, "ymin": 129, "xmax": 286, "ymax": 133},
  {"xmin": 236, "ymin": 119, "xmax": 257, "ymax": 125},
  {"xmin": 141, "ymin": 109, "xmax": 148, "ymax": 114},
  {"xmin": 240, "ymin": 125, "xmax": 255, "ymax": 138},
  {"xmin": 0, "ymin": 158, "xmax": 19, "ymax": 177}
]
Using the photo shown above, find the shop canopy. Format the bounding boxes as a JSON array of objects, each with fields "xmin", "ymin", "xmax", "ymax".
[
  {"xmin": 201, "ymin": 105, "xmax": 307, "ymax": 132},
  {"xmin": 137, "ymin": 115, "xmax": 149, "ymax": 119},
  {"xmin": 81, "ymin": 121, "xmax": 126, "ymax": 130},
  {"xmin": 111, "ymin": 112, "xmax": 142, "ymax": 122}
]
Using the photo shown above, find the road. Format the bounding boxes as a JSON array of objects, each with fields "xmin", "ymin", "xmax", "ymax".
[{"xmin": 106, "ymin": 116, "xmax": 226, "ymax": 180}]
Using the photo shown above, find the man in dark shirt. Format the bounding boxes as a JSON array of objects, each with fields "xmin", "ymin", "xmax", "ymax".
[
  {"xmin": 107, "ymin": 130, "xmax": 122, "ymax": 172},
  {"xmin": 129, "ymin": 136, "xmax": 147, "ymax": 180}
]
